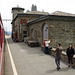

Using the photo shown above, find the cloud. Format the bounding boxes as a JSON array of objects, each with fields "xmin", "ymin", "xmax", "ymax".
[{"xmin": 0, "ymin": 0, "xmax": 75, "ymax": 32}]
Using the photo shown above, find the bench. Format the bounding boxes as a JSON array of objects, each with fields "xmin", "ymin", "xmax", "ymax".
[{"xmin": 28, "ymin": 41, "xmax": 39, "ymax": 47}]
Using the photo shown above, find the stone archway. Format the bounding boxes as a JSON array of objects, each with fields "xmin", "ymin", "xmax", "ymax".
[
  {"xmin": 34, "ymin": 30, "xmax": 37, "ymax": 41},
  {"xmin": 31, "ymin": 28, "xmax": 34, "ymax": 39},
  {"xmin": 43, "ymin": 24, "xmax": 48, "ymax": 41}
]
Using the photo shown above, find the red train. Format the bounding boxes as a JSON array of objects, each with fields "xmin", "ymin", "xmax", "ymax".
[{"xmin": 0, "ymin": 13, "xmax": 4, "ymax": 75}]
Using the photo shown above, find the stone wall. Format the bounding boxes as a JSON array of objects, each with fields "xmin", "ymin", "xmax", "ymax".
[
  {"xmin": 50, "ymin": 48, "xmax": 75, "ymax": 64},
  {"xmin": 12, "ymin": 15, "xmax": 42, "ymax": 41},
  {"xmin": 28, "ymin": 19, "xmax": 48, "ymax": 45},
  {"xmin": 28, "ymin": 19, "xmax": 75, "ymax": 49},
  {"xmin": 12, "ymin": 14, "xmax": 75, "ymax": 49},
  {"xmin": 41, "ymin": 47, "xmax": 75, "ymax": 64},
  {"xmin": 48, "ymin": 19, "xmax": 75, "ymax": 49}
]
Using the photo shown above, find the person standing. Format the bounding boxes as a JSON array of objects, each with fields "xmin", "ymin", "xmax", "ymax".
[
  {"xmin": 66, "ymin": 44, "xmax": 74, "ymax": 68},
  {"xmin": 44, "ymin": 39, "xmax": 50, "ymax": 54},
  {"xmin": 55, "ymin": 43, "xmax": 63, "ymax": 70},
  {"xmin": 24, "ymin": 37, "xmax": 27, "ymax": 43}
]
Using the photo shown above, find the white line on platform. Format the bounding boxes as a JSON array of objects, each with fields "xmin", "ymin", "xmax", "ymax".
[{"xmin": 6, "ymin": 39, "xmax": 18, "ymax": 75}]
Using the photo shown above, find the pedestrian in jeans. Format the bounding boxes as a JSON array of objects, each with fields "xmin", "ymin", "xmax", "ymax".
[
  {"xmin": 55, "ymin": 43, "xmax": 63, "ymax": 70},
  {"xmin": 44, "ymin": 39, "xmax": 50, "ymax": 54},
  {"xmin": 66, "ymin": 44, "xmax": 74, "ymax": 68}
]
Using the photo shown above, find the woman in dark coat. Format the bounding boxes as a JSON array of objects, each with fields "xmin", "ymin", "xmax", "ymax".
[{"xmin": 66, "ymin": 44, "xmax": 74, "ymax": 68}]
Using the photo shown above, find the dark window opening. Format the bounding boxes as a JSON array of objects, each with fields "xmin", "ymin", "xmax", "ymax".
[
  {"xmin": 23, "ymin": 31, "xmax": 27, "ymax": 34},
  {"xmin": 23, "ymin": 35, "xmax": 27, "ymax": 38}
]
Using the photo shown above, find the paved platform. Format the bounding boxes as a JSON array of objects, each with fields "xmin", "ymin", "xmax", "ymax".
[{"xmin": 5, "ymin": 36, "xmax": 75, "ymax": 75}]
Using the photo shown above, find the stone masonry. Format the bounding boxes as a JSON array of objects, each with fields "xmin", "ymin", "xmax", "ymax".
[
  {"xmin": 27, "ymin": 16, "xmax": 75, "ymax": 49},
  {"xmin": 11, "ymin": 6, "xmax": 75, "ymax": 49}
]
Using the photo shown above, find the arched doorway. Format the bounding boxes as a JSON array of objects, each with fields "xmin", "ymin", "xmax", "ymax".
[
  {"xmin": 43, "ymin": 24, "xmax": 48, "ymax": 41},
  {"xmin": 34, "ymin": 30, "xmax": 37, "ymax": 41},
  {"xmin": 31, "ymin": 29, "xmax": 34, "ymax": 39}
]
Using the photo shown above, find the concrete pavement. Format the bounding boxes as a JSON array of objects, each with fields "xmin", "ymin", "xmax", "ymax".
[{"xmin": 5, "ymin": 36, "xmax": 75, "ymax": 75}]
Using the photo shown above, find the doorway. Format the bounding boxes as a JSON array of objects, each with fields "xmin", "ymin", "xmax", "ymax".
[{"xmin": 43, "ymin": 24, "xmax": 48, "ymax": 41}]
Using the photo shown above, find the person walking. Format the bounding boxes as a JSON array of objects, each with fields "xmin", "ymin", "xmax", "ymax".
[
  {"xmin": 66, "ymin": 44, "xmax": 74, "ymax": 68},
  {"xmin": 55, "ymin": 43, "xmax": 63, "ymax": 70}
]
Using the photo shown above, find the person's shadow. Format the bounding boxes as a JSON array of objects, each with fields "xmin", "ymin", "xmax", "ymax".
[{"xmin": 46, "ymin": 67, "xmax": 70, "ymax": 74}]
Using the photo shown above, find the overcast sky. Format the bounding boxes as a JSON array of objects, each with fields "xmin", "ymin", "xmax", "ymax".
[{"xmin": 0, "ymin": 0, "xmax": 75, "ymax": 32}]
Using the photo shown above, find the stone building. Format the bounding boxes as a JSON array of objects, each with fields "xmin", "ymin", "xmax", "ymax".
[
  {"xmin": 11, "ymin": 6, "xmax": 49, "ymax": 41},
  {"xmin": 27, "ymin": 15, "xmax": 75, "ymax": 48},
  {"xmin": 11, "ymin": 6, "xmax": 75, "ymax": 49}
]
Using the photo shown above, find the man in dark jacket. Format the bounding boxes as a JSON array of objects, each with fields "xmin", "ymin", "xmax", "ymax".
[
  {"xmin": 55, "ymin": 43, "xmax": 63, "ymax": 70},
  {"xmin": 66, "ymin": 44, "xmax": 74, "ymax": 68}
]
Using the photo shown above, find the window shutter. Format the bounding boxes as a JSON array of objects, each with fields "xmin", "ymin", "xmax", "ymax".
[
  {"xmin": 25, "ymin": 19, "xmax": 27, "ymax": 24},
  {"xmin": 21, "ymin": 19, "xmax": 23, "ymax": 24}
]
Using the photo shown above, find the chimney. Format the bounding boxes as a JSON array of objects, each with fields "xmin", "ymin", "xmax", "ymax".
[{"xmin": 31, "ymin": 4, "xmax": 37, "ymax": 11}]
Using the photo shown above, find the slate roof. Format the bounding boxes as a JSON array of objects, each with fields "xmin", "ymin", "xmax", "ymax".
[
  {"xmin": 25, "ymin": 11, "xmax": 49, "ymax": 15},
  {"xmin": 27, "ymin": 15, "xmax": 75, "ymax": 26},
  {"xmin": 51, "ymin": 11, "xmax": 75, "ymax": 17},
  {"xmin": 12, "ymin": 7, "xmax": 25, "ymax": 10},
  {"xmin": 11, "ymin": 11, "xmax": 75, "ymax": 24}
]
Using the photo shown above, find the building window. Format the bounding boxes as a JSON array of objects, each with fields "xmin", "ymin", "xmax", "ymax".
[
  {"xmin": 22, "ymin": 19, "xmax": 27, "ymax": 24},
  {"xmin": 23, "ymin": 31, "xmax": 27, "ymax": 38},
  {"xmin": 23, "ymin": 31, "xmax": 27, "ymax": 34},
  {"xmin": 23, "ymin": 19, "xmax": 25, "ymax": 24}
]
